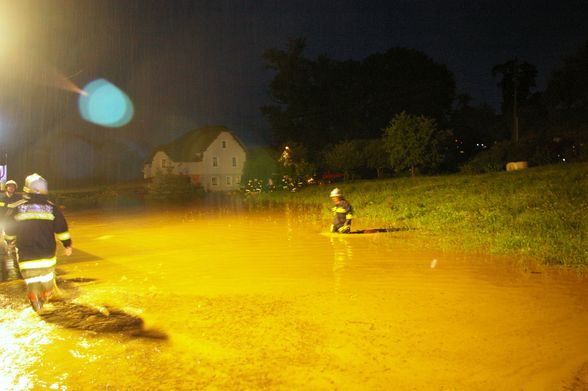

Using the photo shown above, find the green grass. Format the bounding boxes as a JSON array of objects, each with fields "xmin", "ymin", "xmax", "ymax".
[{"xmin": 251, "ymin": 163, "xmax": 588, "ymax": 267}]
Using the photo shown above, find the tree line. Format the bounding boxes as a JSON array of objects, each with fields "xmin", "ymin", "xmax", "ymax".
[{"xmin": 244, "ymin": 37, "xmax": 588, "ymax": 183}]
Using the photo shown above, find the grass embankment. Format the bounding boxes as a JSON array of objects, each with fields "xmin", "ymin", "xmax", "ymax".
[{"xmin": 254, "ymin": 163, "xmax": 588, "ymax": 267}]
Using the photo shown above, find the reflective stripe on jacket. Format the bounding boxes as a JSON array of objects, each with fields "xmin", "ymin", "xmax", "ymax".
[
  {"xmin": 332, "ymin": 198, "xmax": 354, "ymax": 227},
  {"xmin": 5, "ymin": 195, "xmax": 71, "ymax": 261}
]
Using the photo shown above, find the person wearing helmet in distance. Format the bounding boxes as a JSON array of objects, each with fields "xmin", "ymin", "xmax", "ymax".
[
  {"xmin": 1, "ymin": 180, "xmax": 22, "ymax": 280},
  {"xmin": 2, "ymin": 180, "xmax": 21, "ymax": 204},
  {"xmin": 0, "ymin": 179, "xmax": 21, "ymax": 225},
  {"xmin": 4, "ymin": 173, "xmax": 72, "ymax": 312},
  {"xmin": 329, "ymin": 188, "xmax": 354, "ymax": 233}
]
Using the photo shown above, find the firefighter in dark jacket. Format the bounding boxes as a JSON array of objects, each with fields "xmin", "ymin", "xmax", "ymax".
[
  {"xmin": 5, "ymin": 173, "xmax": 72, "ymax": 312},
  {"xmin": 1, "ymin": 180, "xmax": 21, "ymax": 280},
  {"xmin": 330, "ymin": 188, "xmax": 354, "ymax": 233},
  {"xmin": 1, "ymin": 180, "xmax": 20, "ymax": 206},
  {"xmin": 0, "ymin": 180, "xmax": 20, "ymax": 226}
]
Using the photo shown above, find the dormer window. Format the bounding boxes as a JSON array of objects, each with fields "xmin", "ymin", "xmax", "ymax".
[{"xmin": 221, "ymin": 141, "xmax": 227, "ymax": 149}]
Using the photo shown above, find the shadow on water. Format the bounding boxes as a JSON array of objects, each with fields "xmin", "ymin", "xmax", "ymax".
[
  {"xmin": 48, "ymin": 276, "xmax": 167, "ymax": 339},
  {"xmin": 38, "ymin": 301, "xmax": 167, "ymax": 339},
  {"xmin": 348, "ymin": 227, "xmax": 414, "ymax": 234},
  {"xmin": 1, "ymin": 268, "xmax": 167, "ymax": 340}
]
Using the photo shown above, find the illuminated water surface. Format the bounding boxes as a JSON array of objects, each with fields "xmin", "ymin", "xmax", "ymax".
[{"xmin": 1, "ymin": 207, "xmax": 587, "ymax": 390}]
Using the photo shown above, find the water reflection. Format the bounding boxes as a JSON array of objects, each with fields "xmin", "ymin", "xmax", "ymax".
[
  {"xmin": 0, "ymin": 299, "xmax": 56, "ymax": 390},
  {"xmin": 0, "ymin": 207, "xmax": 587, "ymax": 390},
  {"xmin": 329, "ymin": 235, "xmax": 353, "ymax": 295}
]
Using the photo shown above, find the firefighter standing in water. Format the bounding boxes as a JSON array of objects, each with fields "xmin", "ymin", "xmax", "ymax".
[
  {"xmin": 330, "ymin": 188, "xmax": 354, "ymax": 233},
  {"xmin": 0, "ymin": 180, "xmax": 21, "ymax": 280},
  {"xmin": 4, "ymin": 173, "xmax": 72, "ymax": 312},
  {"xmin": 0, "ymin": 180, "xmax": 21, "ymax": 224},
  {"xmin": 1, "ymin": 180, "xmax": 21, "ymax": 205}
]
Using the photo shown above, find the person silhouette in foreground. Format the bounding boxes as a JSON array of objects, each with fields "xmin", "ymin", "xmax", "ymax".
[
  {"xmin": 329, "ymin": 188, "xmax": 354, "ymax": 233},
  {"xmin": 5, "ymin": 173, "xmax": 72, "ymax": 312}
]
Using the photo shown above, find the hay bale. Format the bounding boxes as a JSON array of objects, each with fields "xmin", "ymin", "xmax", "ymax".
[{"xmin": 506, "ymin": 161, "xmax": 528, "ymax": 171}]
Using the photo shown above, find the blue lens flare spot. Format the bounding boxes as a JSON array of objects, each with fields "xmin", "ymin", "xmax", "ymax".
[{"xmin": 78, "ymin": 79, "xmax": 134, "ymax": 127}]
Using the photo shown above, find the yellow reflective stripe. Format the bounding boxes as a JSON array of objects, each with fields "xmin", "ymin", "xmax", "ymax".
[
  {"xmin": 0, "ymin": 202, "xmax": 4, "ymax": 207},
  {"xmin": 334, "ymin": 207, "xmax": 347, "ymax": 213},
  {"xmin": 19, "ymin": 258, "xmax": 57, "ymax": 270},
  {"xmin": 24, "ymin": 272, "xmax": 55, "ymax": 285},
  {"xmin": 8, "ymin": 199, "xmax": 27, "ymax": 209},
  {"xmin": 346, "ymin": 214, "xmax": 354, "ymax": 220},
  {"xmin": 4, "ymin": 234, "xmax": 16, "ymax": 240},
  {"xmin": 56, "ymin": 231, "xmax": 71, "ymax": 241},
  {"xmin": 15, "ymin": 212, "xmax": 55, "ymax": 221}
]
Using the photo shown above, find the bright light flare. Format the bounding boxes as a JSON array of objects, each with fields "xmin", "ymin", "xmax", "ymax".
[
  {"xmin": 78, "ymin": 79, "xmax": 134, "ymax": 127},
  {"xmin": 47, "ymin": 66, "xmax": 87, "ymax": 96}
]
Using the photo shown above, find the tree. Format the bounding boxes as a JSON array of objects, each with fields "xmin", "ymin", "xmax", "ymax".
[
  {"xmin": 323, "ymin": 140, "xmax": 362, "ymax": 180},
  {"xmin": 545, "ymin": 40, "xmax": 588, "ymax": 135},
  {"xmin": 261, "ymin": 38, "xmax": 318, "ymax": 150},
  {"xmin": 241, "ymin": 147, "xmax": 278, "ymax": 184},
  {"xmin": 492, "ymin": 58, "xmax": 538, "ymax": 143},
  {"xmin": 262, "ymin": 39, "xmax": 457, "ymax": 158},
  {"xmin": 359, "ymin": 48, "xmax": 456, "ymax": 132},
  {"xmin": 362, "ymin": 139, "xmax": 390, "ymax": 178},
  {"xmin": 382, "ymin": 112, "xmax": 451, "ymax": 176},
  {"xmin": 450, "ymin": 101, "xmax": 507, "ymax": 162},
  {"xmin": 276, "ymin": 143, "xmax": 316, "ymax": 191}
]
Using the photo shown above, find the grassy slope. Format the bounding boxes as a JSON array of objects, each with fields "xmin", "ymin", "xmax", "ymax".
[{"xmin": 255, "ymin": 163, "xmax": 588, "ymax": 267}]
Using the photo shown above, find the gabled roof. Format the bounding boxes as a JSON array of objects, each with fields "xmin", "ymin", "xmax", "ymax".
[{"xmin": 148, "ymin": 125, "xmax": 246, "ymax": 163}]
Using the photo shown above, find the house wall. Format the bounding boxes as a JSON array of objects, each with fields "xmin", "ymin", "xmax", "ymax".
[
  {"xmin": 200, "ymin": 131, "xmax": 246, "ymax": 191},
  {"xmin": 143, "ymin": 151, "xmax": 173, "ymax": 179},
  {"xmin": 144, "ymin": 131, "xmax": 246, "ymax": 192}
]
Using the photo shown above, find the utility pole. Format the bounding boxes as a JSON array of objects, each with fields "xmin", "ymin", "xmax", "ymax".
[{"xmin": 512, "ymin": 58, "xmax": 520, "ymax": 144}]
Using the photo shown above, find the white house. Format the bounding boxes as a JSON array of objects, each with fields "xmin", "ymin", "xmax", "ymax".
[{"xmin": 143, "ymin": 126, "xmax": 247, "ymax": 191}]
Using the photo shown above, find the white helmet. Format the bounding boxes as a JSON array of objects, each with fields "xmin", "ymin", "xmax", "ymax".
[
  {"xmin": 23, "ymin": 173, "xmax": 48, "ymax": 195},
  {"xmin": 329, "ymin": 188, "xmax": 342, "ymax": 198},
  {"xmin": 5, "ymin": 180, "xmax": 17, "ymax": 189}
]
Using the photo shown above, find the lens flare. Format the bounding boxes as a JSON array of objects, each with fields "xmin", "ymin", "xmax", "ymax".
[{"xmin": 78, "ymin": 79, "xmax": 134, "ymax": 127}]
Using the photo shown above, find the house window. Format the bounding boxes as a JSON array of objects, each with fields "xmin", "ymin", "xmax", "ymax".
[
  {"xmin": 226, "ymin": 176, "xmax": 232, "ymax": 185},
  {"xmin": 221, "ymin": 141, "xmax": 227, "ymax": 149},
  {"xmin": 161, "ymin": 159, "xmax": 167, "ymax": 169},
  {"xmin": 235, "ymin": 176, "xmax": 241, "ymax": 184},
  {"xmin": 211, "ymin": 176, "xmax": 219, "ymax": 186},
  {"xmin": 232, "ymin": 157, "xmax": 237, "ymax": 167},
  {"xmin": 212, "ymin": 157, "xmax": 218, "ymax": 167}
]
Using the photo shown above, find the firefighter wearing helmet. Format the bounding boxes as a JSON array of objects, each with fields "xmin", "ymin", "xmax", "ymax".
[
  {"xmin": 4, "ymin": 180, "xmax": 20, "ymax": 203},
  {"xmin": 1, "ymin": 180, "xmax": 21, "ymax": 280},
  {"xmin": 329, "ymin": 188, "xmax": 354, "ymax": 233},
  {"xmin": 4, "ymin": 173, "xmax": 72, "ymax": 312},
  {"xmin": 0, "ymin": 179, "xmax": 20, "ymax": 212}
]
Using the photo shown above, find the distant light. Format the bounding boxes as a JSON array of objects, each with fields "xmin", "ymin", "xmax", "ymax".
[{"xmin": 78, "ymin": 79, "xmax": 133, "ymax": 127}]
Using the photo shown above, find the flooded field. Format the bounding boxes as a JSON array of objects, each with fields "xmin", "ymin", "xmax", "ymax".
[{"xmin": 1, "ymin": 206, "xmax": 588, "ymax": 390}]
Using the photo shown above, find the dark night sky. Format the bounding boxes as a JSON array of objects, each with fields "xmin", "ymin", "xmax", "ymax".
[{"xmin": 0, "ymin": 0, "xmax": 587, "ymax": 181}]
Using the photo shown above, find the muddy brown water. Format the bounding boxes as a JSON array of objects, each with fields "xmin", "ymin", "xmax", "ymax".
[{"xmin": 1, "ymin": 207, "xmax": 587, "ymax": 390}]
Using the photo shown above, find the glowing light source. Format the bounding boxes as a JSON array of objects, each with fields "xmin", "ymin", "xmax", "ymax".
[{"xmin": 78, "ymin": 79, "xmax": 133, "ymax": 127}]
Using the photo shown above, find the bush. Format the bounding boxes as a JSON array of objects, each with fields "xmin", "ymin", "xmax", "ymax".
[
  {"xmin": 146, "ymin": 173, "xmax": 201, "ymax": 201},
  {"xmin": 460, "ymin": 142, "xmax": 509, "ymax": 173},
  {"xmin": 461, "ymin": 138, "xmax": 568, "ymax": 173}
]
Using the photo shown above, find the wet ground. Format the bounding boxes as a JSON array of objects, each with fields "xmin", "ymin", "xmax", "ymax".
[{"xmin": 1, "ymin": 206, "xmax": 588, "ymax": 390}]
